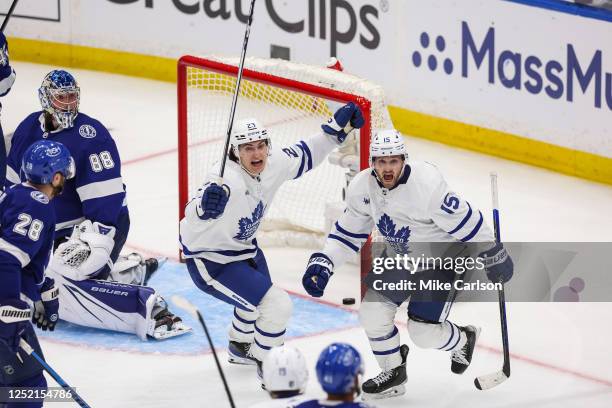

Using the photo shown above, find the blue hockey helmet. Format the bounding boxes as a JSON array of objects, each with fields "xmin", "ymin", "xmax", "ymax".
[
  {"xmin": 22, "ymin": 140, "xmax": 75, "ymax": 184},
  {"xmin": 38, "ymin": 69, "xmax": 80, "ymax": 129},
  {"xmin": 315, "ymin": 343, "xmax": 364, "ymax": 395}
]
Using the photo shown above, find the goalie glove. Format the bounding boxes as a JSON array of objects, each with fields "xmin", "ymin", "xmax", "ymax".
[
  {"xmin": 322, "ymin": 102, "xmax": 365, "ymax": 144},
  {"xmin": 33, "ymin": 277, "xmax": 59, "ymax": 331},
  {"xmin": 53, "ymin": 220, "xmax": 116, "ymax": 280},
  {"xmin": 302, "ymin": 253, "xmax": 334, "ymax": 297}
]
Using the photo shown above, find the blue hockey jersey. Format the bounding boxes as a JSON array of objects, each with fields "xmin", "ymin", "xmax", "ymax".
[
  {"xmin": 0, "ymin": 184, "xmax": 56, "ymax": 302},
  {"xmin": 5, "ymin": 112, "xmax": 128, "ymax": 234},
  {"xmin": 0, "ymin": 32, "xmax": 15, "ymax": 98}
]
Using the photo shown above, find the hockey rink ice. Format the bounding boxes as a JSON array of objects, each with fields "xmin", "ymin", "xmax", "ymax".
[{"xmin": 3, "ymin": 62, "xmax": 612, "ymax": 407}]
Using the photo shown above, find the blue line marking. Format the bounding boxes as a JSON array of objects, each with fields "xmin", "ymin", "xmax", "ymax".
[{"xmin": 37, "ymin": 261, "xmax": 358, "ymax": 354}]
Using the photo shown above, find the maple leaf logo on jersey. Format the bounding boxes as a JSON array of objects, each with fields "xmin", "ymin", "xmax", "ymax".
[
  {"xmin": 234, "ymin": 201, "xmax": 265, "ymax": 241},
  {"xmin": 376, "ymin": 213, "xmax": 411, "ymax": 253}
]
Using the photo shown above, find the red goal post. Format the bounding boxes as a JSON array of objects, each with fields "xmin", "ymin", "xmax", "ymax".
[{"xmin": 176, "ymin": 55, "xmax": 396, "ymax": 260}]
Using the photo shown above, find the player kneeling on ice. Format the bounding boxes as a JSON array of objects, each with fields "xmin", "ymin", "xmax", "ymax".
[
  {"xmin": 302, "ymin": 130, "xmax": 513, "ymax": 400},
  {"xmin": 5, "ymin": 70, "xmax": 189, "ymax": 340},
  {"xmin": 1, "ymin": 141, "xmax": 74, "ymax": 405},
  {"xmin": 249, "ymin": 345, "xmax": 310, "ymax": 407},
  {"xmin": 295, "ymin": 343, "xmax": 374, "ymax": 408},
  {"xmin": 180, "ymin": 103, "xmax": 364, "ymax": 377}
]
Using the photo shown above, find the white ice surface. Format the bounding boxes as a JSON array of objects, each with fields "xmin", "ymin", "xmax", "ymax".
[{"xmin": 2, "ymin": 62, "xmax": 612, "ymax": 407}]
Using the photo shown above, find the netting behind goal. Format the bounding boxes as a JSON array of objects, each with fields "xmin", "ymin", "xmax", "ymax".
[{"xmin": 177, "ymin": 56, "xmax": 392, "ymax": 247}]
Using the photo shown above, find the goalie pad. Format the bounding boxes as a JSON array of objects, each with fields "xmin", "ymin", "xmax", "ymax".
[{"xmin": 52, "ymin": 220, "xmax": 116, "ymax": 281}]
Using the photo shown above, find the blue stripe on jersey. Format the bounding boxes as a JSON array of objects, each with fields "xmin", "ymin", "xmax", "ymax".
[
  {"xmin": 299, "ymin": 140, "xmax": 313, "ymax": 172},
  {"xmin": 294, "ymin": 145, "xmax": 306, "ymax": 179},
  {"xmin": 328, "ymin": 233, "xmax": 359, "ymax": 252},
  {"xmin": 460, "ymin": 211, "xmax": 484, "ymax": 242},
  {"xmin": 448, "ymin": 202, "xmax": 473, "ymax": 235},
  {"xmin": 335, "ymin": 221, "xmax": 370, "ymax": 239}
]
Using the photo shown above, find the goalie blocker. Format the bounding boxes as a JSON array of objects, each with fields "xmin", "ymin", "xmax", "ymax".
[{"xmin": 47, "ymin": 220, "xmax": 190, "ymax": 340}]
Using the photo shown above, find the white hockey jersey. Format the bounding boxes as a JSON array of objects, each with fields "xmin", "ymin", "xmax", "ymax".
[
  {"xmin": 248, "ymin": 395, "xmax": 311, "ymax": 408},
  {"xmin": 323, "ymin": 161, "xmax": 495, "ymax": 268},
  {"xmin": 180, "ymin": 132, "xmax": 339, "ymax": 264}
]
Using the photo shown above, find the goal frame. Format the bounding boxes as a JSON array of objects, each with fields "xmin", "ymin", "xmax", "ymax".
[{"xmin": 177, "ymin": 55, "xmax": 372, "ymax": 223}]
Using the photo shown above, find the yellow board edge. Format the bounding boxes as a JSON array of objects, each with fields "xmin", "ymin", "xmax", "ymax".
[{"xmin": 10, "ymin": 37, "xmax": 612, "ymax": 185}]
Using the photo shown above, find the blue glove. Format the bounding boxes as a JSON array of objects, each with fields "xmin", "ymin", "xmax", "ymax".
[
  {"xmin": 33, "ymin": 277, "xmax": 59, "ymax": 331},
  {"xmin": 0, "ymin": 299, "xmax": 31, "ymax": 355},
  {"xmin": 200, "ymin": 183, "xmax": 230, "ymax": 220},
  {"xmin": 322, "ymin": 102, "xmax": 365, "ymax": 143},
  {"xmin": 479, "ymin": 242, "xmax": 514, "ymax": 283},
  {"xmin": 302, "ymin": 253, "xmax": 334, "ymax": 297}
]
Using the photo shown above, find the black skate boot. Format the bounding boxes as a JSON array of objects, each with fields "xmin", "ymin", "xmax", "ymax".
[
  {"xmin": 362, "ymin": 344, "xmax": 409, "ymax": 400},
  {"xmin": 143, "ymin": 257, "xmax": 166, "ymax": 286},
  {"xmin": 451, "ymin": 325, "xmax": 481, "ymax": 374},
  {"xmin": 228, "ymin": 341, "xmax": 257, "ymax": 366}
]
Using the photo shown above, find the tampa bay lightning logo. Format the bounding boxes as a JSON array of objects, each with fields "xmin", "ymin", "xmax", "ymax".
[
  {"xmin": 234, "ymin": 201, "xmax": 265, "ymax": 241},
  {"xmin": 376, "ymin": 213, "xmax": 411, "ymax": 253},
  {"xmin": 79, "ymin": 124, "xmax": 96, "ymax": 138}
]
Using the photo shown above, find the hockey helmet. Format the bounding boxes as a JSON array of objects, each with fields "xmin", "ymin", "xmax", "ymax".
[
  {"xmin": 22, "ymin": 140, "xmax": 75, "ymax": 185},
  {"xmin": 369, "ymin": 129, "xmax": 408, "ymax": 164},
  {"xmin": 38, "ymin": 69, "xmax": 80, "ymax": 129},
  {"xmin": 263, "ymin": 346, "xmax": 309, "ymax": 393},
  {"xmin": 315, "ymin": 343, "xmax": 363, "ymax": 395},
  {"xmin": 230, "ymin": 118, "xmax": 270, "ymax": 154}
]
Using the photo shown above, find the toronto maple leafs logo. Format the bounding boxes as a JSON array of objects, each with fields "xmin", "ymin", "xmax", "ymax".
[
  {"xmin": 234, "ymin": 201, "xmax": 265, "ymax": 241},
  {"xmin": 376, "ymin": 213, "xmax": 411, "ymax": 253}
]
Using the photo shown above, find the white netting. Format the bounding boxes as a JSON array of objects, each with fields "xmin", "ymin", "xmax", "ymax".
[{"xmin": 182, "ymin": 56, "xmax": 392, "ymax": 246}]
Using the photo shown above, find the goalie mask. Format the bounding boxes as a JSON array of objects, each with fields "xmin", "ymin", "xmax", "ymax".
[{"xmin": 38, "ymin": 69, "xmax": 80, "ymax": 129}]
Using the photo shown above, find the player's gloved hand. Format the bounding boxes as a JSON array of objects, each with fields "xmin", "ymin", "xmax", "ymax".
[
  {"xmin": 33, "ymin": 277, "xmax": 59, "ymax": 331},
  {"xmin": 479, "ymin": 242, "xmax": 513, "ymax": 283},
  {"xmin": 302, "ymin": 253, "xmax": 334, "ymax": 297},
  {"xmin": 200, "ymin": 182, "xmax": 230, "ymax": 220},
  {"xmin": 322, "ymin": 102, "xmax": 365, "ymax": 143},
  {"xmin": 0, "ymin": 299, "xmax": 31, "ymax": 355}
]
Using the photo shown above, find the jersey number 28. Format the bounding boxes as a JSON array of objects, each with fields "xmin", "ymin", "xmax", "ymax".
[{"xmin": 13, "ymin": 213, "xmax": 44, "ymax": 241}]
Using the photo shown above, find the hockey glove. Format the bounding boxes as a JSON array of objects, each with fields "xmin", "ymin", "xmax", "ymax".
[
  {"xmin": 479, "ymin": 242, "xmax": 514, "ymax": 283},
  {"xmin": 33, "ymin": 277, "xmax": 59, "ymax": 331},
  {"xmin": 200, "ymin": 183, "xmax": 230, "ymax": 220},
  {"xmin": 302, "ymin": 253, "xmax": 334, "ymax": 297},
  {"xmin": 0, "ymin": 299, "xmax": 31, "ymax": 355},
  {"xmin": 322, "ymin": 102, "xmax": 365, "ymax": 143}
]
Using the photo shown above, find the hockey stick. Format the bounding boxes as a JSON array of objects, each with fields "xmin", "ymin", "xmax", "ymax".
[
  {"xmin": 18, "ymin": 338, "xmax": 91, "ymax": 407},
  {"xmin": 1, "ymin": 0, "xmax": 19, "ymax": 33},
  {"xmin": 218, "ymin": 0, "xmax": 257, "ymax": 179},
  {"xmin": 172, "ymin": 296, "xmax": 236, "ymax": 408},
  {"xmin": 474, "ymin": 172, "xmax": 511, "ymax": 390}
]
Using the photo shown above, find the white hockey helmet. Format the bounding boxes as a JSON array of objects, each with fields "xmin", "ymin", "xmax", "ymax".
[
  {"xmin": 263, "ymin": 346, "xmax": 309, "ymax": 393},
  {"xmin": 230, "ymin": 118, "xmax": 270, "ymax": 154},
  {"xmin": 369, "ymin": 129, "xmax": 408, "ymax": 164}
]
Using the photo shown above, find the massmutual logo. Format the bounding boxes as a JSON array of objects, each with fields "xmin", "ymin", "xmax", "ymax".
[{"xmin": 412, "ymin": 21, "xmax": 611, "ymax": 110}]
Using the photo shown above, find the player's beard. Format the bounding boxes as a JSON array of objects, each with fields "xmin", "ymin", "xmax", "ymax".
[{"xmin": 51, "ymin": 177, "xmax": 66, "ymax": 198}]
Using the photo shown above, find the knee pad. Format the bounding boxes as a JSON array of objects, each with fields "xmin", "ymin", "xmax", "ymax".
[
  {"xmin": 407, "ymin": 319, "xmax": 446, "ymax": 349},
  {"xmin": 358, "ymin": 297, "xmax": 397, "ymax": 337},
  {"xmin": 258, "ymin": 286, "xmax": 292, "ymax": 326}
]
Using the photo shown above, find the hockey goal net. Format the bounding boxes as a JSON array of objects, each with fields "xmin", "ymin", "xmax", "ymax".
[{"xmin": 177, "ymin": 55, "xmax": 392, "ymax": 247}]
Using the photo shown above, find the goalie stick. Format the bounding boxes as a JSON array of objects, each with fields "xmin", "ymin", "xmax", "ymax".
[
  {"xmin": 474, "ymin": 172, "xmax": 511, "ymax": 390},
  {"xmin": 1, "ymin": 0, "xmax": 19, "ymax": 32},
  {"xmin": 19, "ymin": 338, "xmax": 92, "ymax": 408},
  {"xmin": 172, "ymin": 296, "xmax": 236, "ymax": 408},
  {"xmin": 218, "ymin": 0, "xmax": 257, "ymax": 179}
]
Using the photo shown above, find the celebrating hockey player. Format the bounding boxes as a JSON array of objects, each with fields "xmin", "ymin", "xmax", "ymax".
[
  {"xmin": 295, "ymin": 343, "xmax": 374, "ymax": 408},
  {"xmin": 5, "ymin": 70, "xmax": 189, "ymax": 340},
  {"xmin": 302, "ymin": 129, "xmax": 513, "ymax": 399},
  {"xmin": 0, "ymin": 32, "xmax": 16, "ymax": 187},
  {"xmin": 180, "ymin": 103, "xmax": 364, "ymax": 375},
  {"xmin": 249, "ymin": 345, "xmax": 310, "ymax": 407},
  {"xmin": 0, "ymin": 140, "xmax": 74, "ymax": 407}
]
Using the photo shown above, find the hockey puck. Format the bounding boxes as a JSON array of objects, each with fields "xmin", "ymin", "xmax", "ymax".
[{"xmin": 342, "ymin": 297, "xmax": 356, "ymax": 305}]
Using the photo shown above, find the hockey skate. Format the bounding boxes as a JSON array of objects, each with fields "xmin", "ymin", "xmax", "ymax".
[
  {"xmin": 228, "ymin": 341, "xmax": 258, "ymax": 366},
  {"xmin": 150, "ymin": 297, "xmax": 191, "ymax": 340},
  {"xmin": 451, "ymin": 325, "xmax": 481, "ymax": 374},
  {"xmin": 362, "ymin": 344, "xmax": 409, "ymax": 401}
]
